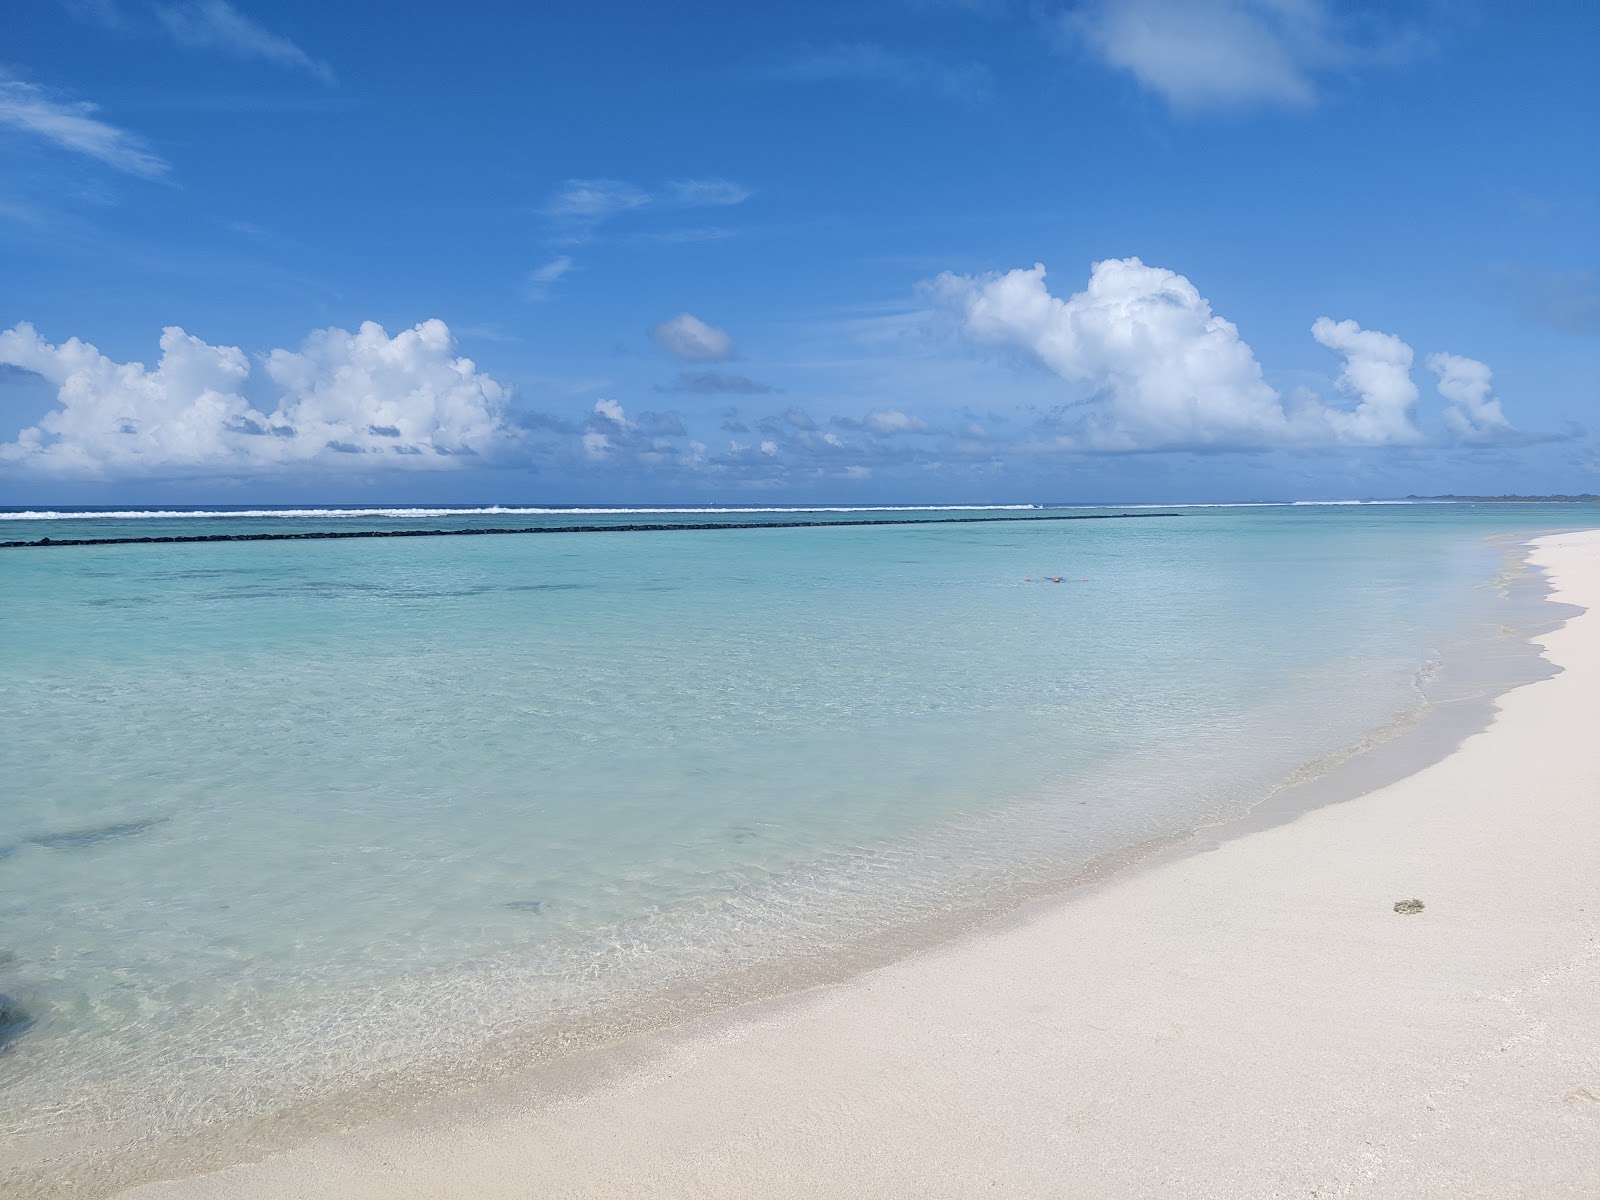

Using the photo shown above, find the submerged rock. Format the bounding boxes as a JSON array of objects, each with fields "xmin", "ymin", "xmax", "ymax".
[
  {"xmin": 1393, "ymin": 898, "xmax": 1425, "ymax": 914},
  {"xmin": 0, "ymin": 993, "xmax": 32, "ymax": 1050},
  {"xmin": 27, "ymin": 819, "xmax": 161, "ymax": 851}
]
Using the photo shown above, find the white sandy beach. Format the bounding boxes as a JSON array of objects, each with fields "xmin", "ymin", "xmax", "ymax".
[{"xmin": 119, "ymin": 529, "xmax": 1600, "ymax": 1200}]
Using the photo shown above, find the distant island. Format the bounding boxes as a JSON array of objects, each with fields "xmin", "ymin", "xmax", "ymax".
[{"xmin": 1403, "ymin": 494, "xmax": 1600, "ymax": 503}]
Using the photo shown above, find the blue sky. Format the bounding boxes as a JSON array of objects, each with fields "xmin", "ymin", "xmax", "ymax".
[{"xmin": 1, "ymin": 0, "xmax": 1596, "ymax": 505}]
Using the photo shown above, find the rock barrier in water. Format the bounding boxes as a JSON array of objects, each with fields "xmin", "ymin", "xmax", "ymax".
[{"xmin": 1, "ymin": 511, "xmax": 1180, "ymax": 549}]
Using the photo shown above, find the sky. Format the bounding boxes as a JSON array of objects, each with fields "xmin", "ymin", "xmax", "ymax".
[{"xmin": 1, "ymin": 0, "xmax": 1596, "ymax": 506}]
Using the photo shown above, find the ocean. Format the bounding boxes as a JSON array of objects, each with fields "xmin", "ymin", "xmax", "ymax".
[{"xmin": 0, "ymin": 501, "xmax": 1587, "ymax": 1190}]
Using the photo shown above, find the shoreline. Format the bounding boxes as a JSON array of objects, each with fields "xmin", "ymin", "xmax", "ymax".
[{"xmin": 86, "ymin": 526, "xmax": 1600, "ymax": 1198}]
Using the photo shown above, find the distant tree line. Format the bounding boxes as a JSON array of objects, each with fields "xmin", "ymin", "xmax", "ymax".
[{"xmin": 1404, "ymin": 494, "xmax": 1600, "ymax": 502}]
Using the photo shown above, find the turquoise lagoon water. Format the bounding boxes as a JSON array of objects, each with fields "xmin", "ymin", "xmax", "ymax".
[{"xmin": 0, "ymin": 501, "xmax": 1587, "ymax": 1178}]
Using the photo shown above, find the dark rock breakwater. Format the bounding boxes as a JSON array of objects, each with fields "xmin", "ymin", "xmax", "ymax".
[{"xmin": 2, "ymin": 511, "xmax": 1178, "ymax": 549}]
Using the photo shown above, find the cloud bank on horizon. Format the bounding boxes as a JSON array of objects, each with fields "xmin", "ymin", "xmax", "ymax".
[{"xmin": 0, "ymin": 258, "xmax": 1528, "ymax": 481}]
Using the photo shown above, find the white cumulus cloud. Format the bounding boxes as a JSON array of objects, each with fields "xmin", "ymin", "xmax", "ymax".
[
  {"xmin": 652, "ymin": 313, "xmax": 735, "ymax": 362},
  {"xmin": 1426, "ymin": 352, "xmax": 1515, "ymax": 441},
  {"xmin": 930, "ymin": 257, "xmax": 1503, "ymax": 452},
  {"xmin": 930, "ymin": 257, "xmax": 1302, "ymax": 450},
  {"xmin": 0, "ymin": 318, "xmax": 514, "ymax": 477},
  {"xmin": 864, "ymin": 408, "xmax": 931, "ymax": 434},
  {"xmin": 1309, "ymin": 317, "xmax": 1423, "ymax": 445},
  {"xmin": 591, "ymin": 397, "xmax": 629, "ymax": 426}
]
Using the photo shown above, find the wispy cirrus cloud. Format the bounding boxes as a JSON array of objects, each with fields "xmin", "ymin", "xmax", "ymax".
[
  {"xmin": 534, "ymin": 177, "xmax": 752, "ymax": 291},
  {"xmin": 542, "ymin": 176, "xmax": 751, "ymax": 245},
  {"xmin": 154, "ymin": 2, "xmax": 335, "ymax": 84},
  {"xmin": 542, "ymin": 179, "xmax": 652, "ymax": 226},
  {"xmin": 69, "ymin": 0, "xmax": 334, "ymax": 84},
  {"xmin": 0, "ymin": 76, "xmax": 168, "ymax": 178},
  {"xmin": 661, "ymin": 178, "xmax": 751, "ymax": 207},
  {"xmin": 525, "ymin": 255, "xmax": 574, "ymax": 300}
]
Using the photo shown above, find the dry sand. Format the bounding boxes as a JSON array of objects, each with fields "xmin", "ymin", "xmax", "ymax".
[{"xmin": 120, "ymin": 530, "xmax": 1600, "ymax": 1200}]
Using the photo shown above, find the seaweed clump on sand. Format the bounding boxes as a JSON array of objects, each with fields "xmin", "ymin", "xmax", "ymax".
[{"xmin": 1393, "ymin": 898, "xmax": 1425, "ymax": 914}]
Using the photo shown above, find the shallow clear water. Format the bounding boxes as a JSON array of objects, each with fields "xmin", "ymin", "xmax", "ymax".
[{"xmin": 0, "ymin": 501, "xmax": 1589, "ymax": 1175}]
